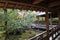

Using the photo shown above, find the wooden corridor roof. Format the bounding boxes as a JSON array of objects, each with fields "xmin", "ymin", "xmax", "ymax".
[{"xmin": 0, "ymin": 0, "xmax": 60, "ymax": 12}]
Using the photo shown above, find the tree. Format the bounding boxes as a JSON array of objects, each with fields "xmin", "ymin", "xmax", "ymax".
[
  {"xmin": 0, "ymin": 8, "xmax": 37, "ymax": 40},
  {"xmin": 0, "ymin": 8, "xmax": 37, "ymax": 30}
]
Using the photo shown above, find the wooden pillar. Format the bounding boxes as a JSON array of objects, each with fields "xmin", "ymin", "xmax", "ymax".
[
  {"xmin": 58, "ymin": 12, "xmax": 60, "ymax": 35},
  {"xmin": 58, "ymin": 12, "xmax": 60, "ymax": 28},
  {"xmin": 45, "ymin": 9, "xmax": 49, "ymax": 40}
]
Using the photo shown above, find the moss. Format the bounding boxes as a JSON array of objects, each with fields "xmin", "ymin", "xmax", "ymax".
[
  {"xmin": 0, "ymin": 30, "xmax": 39, "ymax": 40},
  {"xmin": 19, "ymin": 30, "xmax": 37, "ymax": 40}
]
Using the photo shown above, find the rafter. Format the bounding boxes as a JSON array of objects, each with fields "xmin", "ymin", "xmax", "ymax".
[
  {"xmin": 48, "ymin": 1, "xmax": 60, "ymax": 8},
  {"xmin": 33, "ymin": 0, "xmax": 43, "ymax": 4},
  {"xmin": 0, "ymin": 0, "xmax": 46, "ymax": 11}
]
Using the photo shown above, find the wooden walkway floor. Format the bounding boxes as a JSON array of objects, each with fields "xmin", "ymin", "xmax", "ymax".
[
  {"xmin": 55, "ymin": 35, "xmax": 60, "ymax": 40},
  {"xmin": 50, "ymin": 35, "xmax": 60, "ymax": 40},
  {"xmin": 50, "ymin": 31, "xmax": 60, "ymax": 40}
]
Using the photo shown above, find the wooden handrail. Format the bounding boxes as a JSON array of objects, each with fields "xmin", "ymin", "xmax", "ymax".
[
  {"xmin": 28, "ymin": 25, "xmax": 59, "ymax": 40},
  {"xmin": 28, "ymin": 31, "xmax": 46, "ymax": 40}
]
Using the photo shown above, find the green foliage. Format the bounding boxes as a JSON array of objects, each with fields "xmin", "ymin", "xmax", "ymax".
[
  {"xmin": 0, "ymin": 9, "xmax": 37, "ymax": 40},
  {"xmin": 0, "ymin": 8, "xmax": 37, "ymax": 31}
]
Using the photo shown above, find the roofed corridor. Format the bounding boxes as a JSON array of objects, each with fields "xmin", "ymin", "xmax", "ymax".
[{"xmin": 0, "ymin": 0, "xmax": 60, "ymax": 40}]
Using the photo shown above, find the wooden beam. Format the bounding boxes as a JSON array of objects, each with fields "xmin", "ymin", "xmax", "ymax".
[
  {"xmin": 48, "ymin": 1, "xmax": 60, "ymax": 8},
  {"xmin": 33, "ymin": 0, "xmax": 43, "ymax": 4}
]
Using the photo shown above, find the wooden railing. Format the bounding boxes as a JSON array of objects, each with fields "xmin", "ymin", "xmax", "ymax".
[
  {"xmin": 28, "ymin": 25, "xmax": 60, "ymax": 40},
  {"xmin": 49, "ymin": 26, "xmax": 60, "ymax": 40},
  {"xmin": 28, "ymin": 31, "xmax": 47, "ymax": 40}
]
